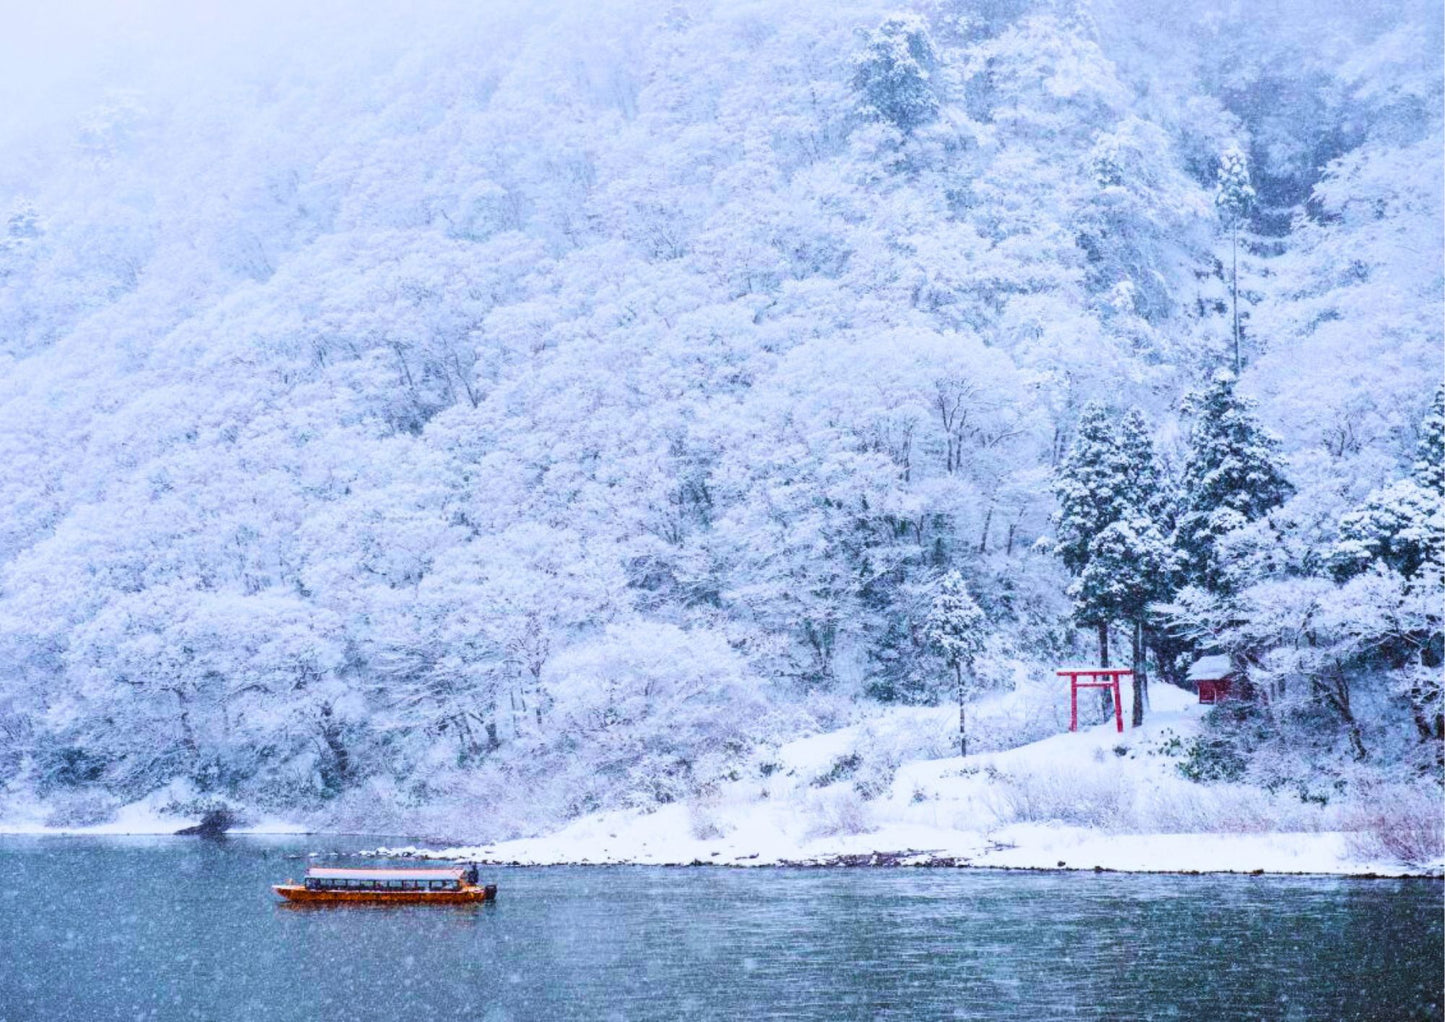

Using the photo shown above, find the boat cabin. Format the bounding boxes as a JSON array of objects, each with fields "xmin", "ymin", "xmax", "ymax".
[
  {"xmin": 1188, "ymin": 654, "xmax": 1237, "ymax": 704},
  {"xmin": 302, "ymin": 866, "xmax": 477, "ymax": 892}
]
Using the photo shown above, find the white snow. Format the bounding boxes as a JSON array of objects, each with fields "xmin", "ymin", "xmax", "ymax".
[
  {"xmin": 5, "ymin": 681, "xmax": 1435, "ymax": 878},
  {"xmin": 374, "ymin": 682, "xmax": 1442, "ymax": 877},
  {"xmin": 1187, "ymin": 654, "xmax": 1233, "ymax": 681},
  {"xmin": 0, "ymin": 783, "xmax": 310, "ymax": 836}
]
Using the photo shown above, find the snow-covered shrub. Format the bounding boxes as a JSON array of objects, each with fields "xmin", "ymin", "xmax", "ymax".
[
  {"xmin": 546, "ymin": 622, "xmax": 767, "ymax": 808},
  {"xmin": 687, "ymin": 794, "xmax": 729, "ymax": 841},
  {"xmin": 967, "ymin": 676, "xmax": 1072, "ymax": 753},
  {"xmin": 803, "ymin": 789, "xmax": 873, "ymax": 838},
  {"xmin": 987, "ymin": 766, "xmax": 1129, "ymax": 829},
  {"xmin": 850, "ymin": 754, "xmax": 898, "ymax": 801},
  {"xmin": 1343, "ymin": 783, "xmax": 1445, "ymax": 867},
  {"xmin": 42, "ymin": 790, "xmax": 120, "ymax": 829},
  {"xmin": 1136, "ymin": 781, "xmax": 1281, "ymax": 834}
]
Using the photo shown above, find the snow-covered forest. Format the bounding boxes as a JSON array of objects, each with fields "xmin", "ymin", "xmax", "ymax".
[{"xmin": 0, "ymin": 0, "xmax": 1439, "ymax": 843}]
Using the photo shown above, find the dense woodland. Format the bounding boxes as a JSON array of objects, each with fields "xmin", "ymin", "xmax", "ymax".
[{"xmin": 0, "ymin": 0, "xmax": 1439, "ymax": 835}]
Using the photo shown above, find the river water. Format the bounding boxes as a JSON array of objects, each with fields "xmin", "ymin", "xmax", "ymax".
[{"xmin": 0, "ymin": 836, "xmax": 1438, "ymax": 1021}]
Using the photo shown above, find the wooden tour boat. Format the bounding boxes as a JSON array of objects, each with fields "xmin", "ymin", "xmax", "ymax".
[{"xmin": 274, "ymin": 865, "xmax": 497, "ymax": 905}]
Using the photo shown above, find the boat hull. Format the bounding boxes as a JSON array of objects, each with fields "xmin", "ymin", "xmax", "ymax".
[{"xmin": 273, "ymin": 884, "xmax": 496, "ymax": 905}]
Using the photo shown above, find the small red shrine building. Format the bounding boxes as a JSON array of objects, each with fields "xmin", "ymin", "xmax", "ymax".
[{"xmin": 1188, "ymin": 654, "xmax": 1237, "ymax": 704}]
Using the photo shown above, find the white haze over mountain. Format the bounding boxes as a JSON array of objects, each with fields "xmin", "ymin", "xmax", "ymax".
[{"xmin": 0, "ymin": 0, "xmax": 1438, "ymax": 838}]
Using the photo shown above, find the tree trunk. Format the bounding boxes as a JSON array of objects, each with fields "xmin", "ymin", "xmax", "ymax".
[
  {"xmin": 1231, "ymin": 228, "xmax": 1241, "ymax": 375},
  {"xmin": 1315, "ymin": 665, "xmax": 1368, "ymax": 761},
  {"xmin": 1131, "ymin": 619, "xmax": 1148, "ymax": 728},
  {"xmin": 1097, "ymin": 623, "xmax": 1112, "ymax": 715},
  {"xmin": 956, "ymin": 660, "xmax": 967, "ymax": 759},
  {"xmin": 172, "ymin": 686, "xmax": 198, "ymax": 759}
]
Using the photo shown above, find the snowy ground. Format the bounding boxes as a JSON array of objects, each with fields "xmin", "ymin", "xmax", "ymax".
[
  {"xmin": 376, "ymin": 683, "xmax": 1442, "ymax": 877},
  {"xmin": 3, "ymin": 682, "xmax": 1439, "ymax": 876},
  {"xmin": 0, "ymin": 780, "xmax": 310, "ymax": 836}
]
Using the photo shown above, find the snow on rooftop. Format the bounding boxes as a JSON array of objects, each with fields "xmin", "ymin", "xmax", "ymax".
[{"xmin": 1188, "ymin": 654, "xmax": 1234, "ymax": 681}]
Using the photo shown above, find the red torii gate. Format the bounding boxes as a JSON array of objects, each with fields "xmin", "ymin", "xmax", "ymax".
[{"xmin": 1058, "ymin": 668, "xmax": 1132, "ymax": 733}]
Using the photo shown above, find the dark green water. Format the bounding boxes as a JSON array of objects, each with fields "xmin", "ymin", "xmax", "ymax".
[{"xmin": 0, "ymin": 836, "xmax": 1438, "ymax": 1021}]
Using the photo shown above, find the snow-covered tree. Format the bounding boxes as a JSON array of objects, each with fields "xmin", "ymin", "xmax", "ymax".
[
  {"xmin": 1174, "ymin": 371, "xmax": 1293, "ymax": 593},
  {"xmin": 924, "ymin": 570, "xmax": 986, "ymax": 757},
  {"xmin": 0, "ymin": 0, "xmax": 1435, "ymax": 832},
  {"xmin": 1328, "ymin": 388, "xmax": 1445, "ymax": 752},
  {"xmin": 1053, "ymin": 403, "xmax": 1168, "ymax": 666},
  {"xmin": 1215, "ymin": 145, "xmax": 1256, "ymax": 373},
  {"xmin": 1333, "ymin": 479, "xmax": 1445, "ymax": 583},
  {"xmin": 851, "ymin": 15, "xmax": 940, "ymax": 134},
  {"xmin": 1070, "ymin": 516, "xmax": 1174, "ymax": 725},
  {"xmin": 1053, "ymin": 405, "xmax": 1125, "ymax": 572},
  {"xmin": 1343, "ymin": 434, "xmax": 1439, "ymax": 585},
  {"xmin": 1412, "ymin": 384, "xmax": 1444, "ymax": 498}
]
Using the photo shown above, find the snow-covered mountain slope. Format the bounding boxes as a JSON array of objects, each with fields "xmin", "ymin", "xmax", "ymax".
[{"xmin": 0, "ymin": 0, "xmax": 1438, "ymax": 844}]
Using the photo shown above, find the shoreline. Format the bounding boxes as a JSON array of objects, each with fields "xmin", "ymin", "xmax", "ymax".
[
  {"xmin": 5, "ymin": 689, "xmax": 1439, "ymax": 881},
  {"xmin": 1, "ymin": 826, "xmax": 1438, "ymax": 879},
  {"xmin": 372, "ymin": 848, "xmax": 1445, "ymax": 880}
]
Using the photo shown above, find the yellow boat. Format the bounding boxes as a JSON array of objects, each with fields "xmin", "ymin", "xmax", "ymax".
[{"xmin": 273, "ymin": 865, "xmax": 496, "ymax": 905}]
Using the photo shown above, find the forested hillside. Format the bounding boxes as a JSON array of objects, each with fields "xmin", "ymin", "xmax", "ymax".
[{"xmin": 0, "ymin": 0, "xmax": 1439, "ymax": 837}]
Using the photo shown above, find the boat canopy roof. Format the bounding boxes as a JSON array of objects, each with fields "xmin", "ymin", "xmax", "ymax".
[{"xmin": 305, "ymin": 867, "xmax": 467, "ymax": 881}]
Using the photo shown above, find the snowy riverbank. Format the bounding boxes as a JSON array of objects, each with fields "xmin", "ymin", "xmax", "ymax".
[
  {"xmin": 373, "ymin": 683, "xmax": 1442, "ymax": 878},
  {"xmin": 0, "ymin": 781, "xmax": 312, "ymax": 837},
  {"xmin": 5, "ymin": 682, "xmax": 1439, "ymax": 878}
]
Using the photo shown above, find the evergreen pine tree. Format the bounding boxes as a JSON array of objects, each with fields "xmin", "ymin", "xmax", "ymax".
[
  {"xmin": 1054, "ymin": 403, "xmax": 1124, "ymax": 664},
  {"xmin": 1053, "ymin": 405, "xmax": 1129, "ymax": 572},
  {"xmin": 1054, "ymin": 404, "xmax": 1167, "ymax": 669},
  {"xmin": 925, "ymin": 570, "xmax": 986, "ymax": 757},
  {"xmin": 1333, "ymin": 384, "xmax": 1445, "ymax": 582},
  {"xmin": 1070, "ymin": 516, "xmax": 1174, "ymax": 726},
  {"xmin": 1329, "ymin": 389, "xmax": 1445, "ymax": 750},
  {"xmin": 1117, "ymin": 408, "xmax": 1168, "ymax": 522},
  {"xmin": 1412, "ymin": 383, "xmax": 1444, "ymax": 497},
  {"xmin": 1215, "ymin": 146, "xmax": 1256, "ymax": 374},
  {"xmin": 1174, "ymin": 371, "xmax": 1293, "ymax": 593}
]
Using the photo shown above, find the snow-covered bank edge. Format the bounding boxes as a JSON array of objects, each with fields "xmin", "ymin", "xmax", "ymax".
[
  {"xmin": 6, "ymin": 684, "xmax": 1440, "ymax": 879},
  {"xmin": 0, "ymin": 784, "xmax": 312, "ymax": 836},
  {"xmin": 366, "ymin": 825, "xmax": 1444, "ymax": 880},
  {"xmin": 0, "ymin": 819, "xmax": 314, "ymax": 837},
  {"xmin": 361, "ymin": 682, "xmax": 1441, "ymax": 879}
]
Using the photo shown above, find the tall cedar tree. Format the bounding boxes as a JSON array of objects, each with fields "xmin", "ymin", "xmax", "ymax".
[
  {"xmin": 1068, "ymin": 409, "xmax": 1172, "ymax": 724},
  {"xmin": 1054, "ymin": 404, "xmax": 1167, "ymax": 671},
  {"xmin": 1174, "ymin": 371, "xmax": 1292, "ymax": 593},
  {"xmin": 1054, "ymin": 404, "xmax": 1125, "ymax": 665},
  {"xmin": 1071, "ymin": 515, "xmax": 1174, "ymax": 726},
  {"xmin": 924, "ymin": 570, "xmax": 986, "ymax": 757},
  {"xmin": 1215, "ymin": 146, "xmax": 1256, "ymax": 374}
]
